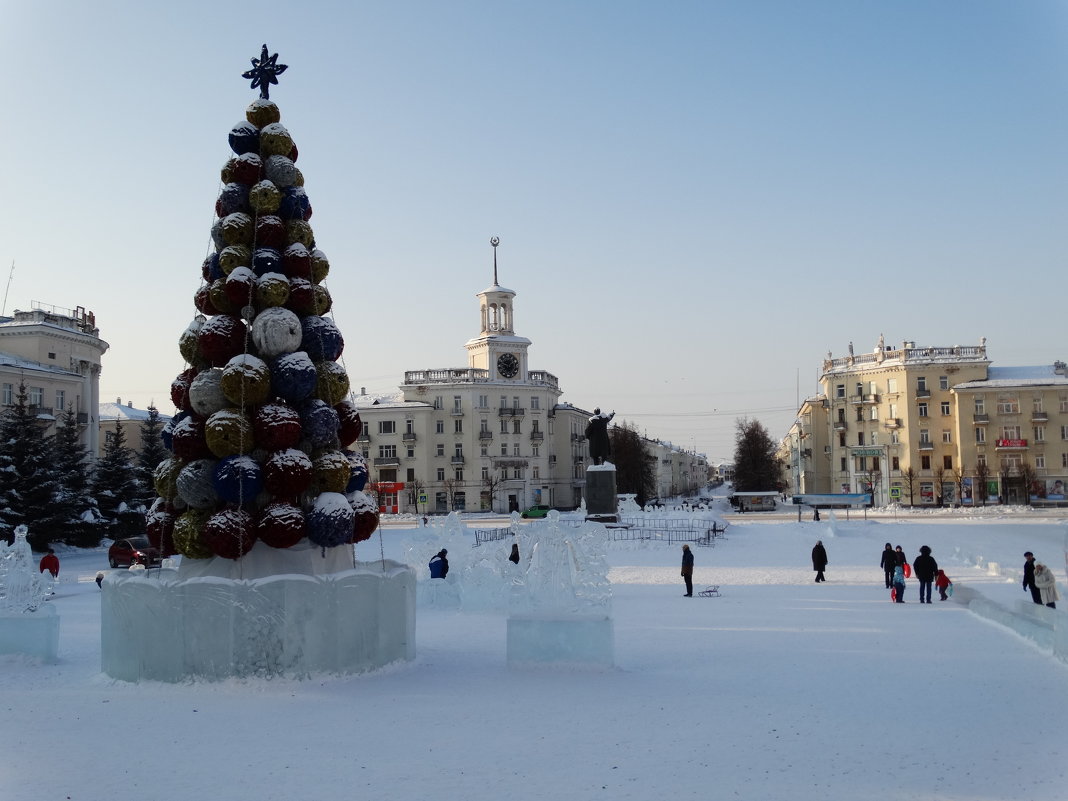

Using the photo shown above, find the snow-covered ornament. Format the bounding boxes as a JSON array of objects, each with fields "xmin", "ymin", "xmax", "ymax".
[
  {"xmin": 279, "ymin": 186, "xmax": 312, "ymax": 221},
  {"xmin": 269, "ymin": 351, "xmax": 317, "ymax": 402},
  {"xmin": 336, "ymin": 401, "xmax": 363, "ymax": 448},
  {"xmin": 221, "ymin": 353, "xmax": 271, "ymax": 407},
  {"xmin": 176, "ymin": 458, "xmax": 220, "ymax": 509},
  {"xmin": 153, "ymin": 456, "xmax": 184, "ymax": 500},
  {"xmin": 189, "ymin": 367, "xmax": 228, "ymax": 417},
  {"xmin": 255, "ymin": 272, "xmax": 290, "ymax": 309},
  {"xmin": 249, "ymin": 179, "xmax": 282, "ymax": 214},
  {"xmin": 264, "ymin": 447, "xmax": 313, "ymax": 498},
  {"xmin": 256, "ymin": 214, "xmax": 286, "ymax": 249},
  {"xmin": 201, "ymin": 509, "xmax": 257, "ymax": 560},
  {"xmin": 350, "ymin": 491, "xmax": 380, "ymax": 544},
  {"xmin": 216, "ymin": 182, "xmax": 251, "ymax": 216},
  {"xmin": 221, "ymin": 151, "xmax": 263, "ymax": 185},
  {"xmin": 223, "ymin": 266, "xmax": 256, "ymax": 309},
  {"xmin": 213, "ymin": 455, "xmax": 264, "ymax": 506},
  {"xmin": 146, "ymin": 499, "xmax": 177, "ymax": 557},
  {"xmin": 315, "ymin": 360, "xmax": 350, "ymax": 405},
  {"xmin": 171, "ymin": 414, "xmax": 210, "ymax": 460},
  {"xmin": 204, "ymin": 408, "xmax": 253, "ymax": 457},
  {"xmin": 310, "ymin": 248, "xmax": 330, "ymax": 283},
  {"xmin": 250, "ymin": 306, "xmax": 301, "ymax": 357},
  {"xmin": 208, "ymin": 278, "xmax": 236, "ymax": 315},
  {"xmin": 246, "ymin": 97, "xmax": 281, "ymax": 127},
  {"xmin": 259, "ymin": 122, "xmax": 294, "ymax": 158},
  {"xmin": 264, "ymin": 154, "xmax": 303, "ymax": 187},
  {"xmin": 228, "ymin": 120, "xmax": 260, "ymax": 156},
  {"xmin": 282, "ymin": 243, "xmax": 311, "ymax": 278},
  {"xmin": 220, "ymin": 212, "xmax": 254, "ymax": 246},
  {"xmin": 285, "ymin": 219, "xmax": 314, "ymax": 249},
  {"xmin": 251, "ymin": 247, "xmax": 282, "ymax": 276},
  {"xmin": 173, "ymin": 509, "xmax": 214, "ymax": 559},
  {"xmin": 198, "ymin": 314, "xmax": 247, "ymax": 366},
  {"xmin": 300, "ymin": 399, "xmax": 339, "ymax": 448},
  {"xmin": 300, "ymin": 315, "xmax": 343, "ymax": 362},
  {"xmin": 253, "ymin": 401, "xmax": 302, "ymax": 451},
  {"xmin": 345, "ymin": 450, "xmax": 369, "ymax": 492},
  {"xmin": 256, "ymin": 501, "xmax": 305, "ymax": 549},
  {"xmin": 307, "ymin": 492, "xmax": 354, "ymax": 548},
  {"xmin": 313, "ymin": 450, "xmax": 350, "ymax": 494},
  {"xmin": 219, "ymin": 244, "xmax": 251, "ymax": 275}
]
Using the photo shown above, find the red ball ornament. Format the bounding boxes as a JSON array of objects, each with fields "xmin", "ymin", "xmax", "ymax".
[
  {"xmin": 257, "ymin": 502, "xmax": 306, "ymax": 549},
  {"xmin": 263, "ymin": 448, "xmax": 313, "ymax": 499},
  {"xmin": 351, "ymin": 510, "xmax": 380, "ymax": 544},
  {"xmin": 253, "ymin": 402, "xmax": 302, "ymax": 451},
  {"xmin": 335, "ymin": 401, "xmax": 362, "ymax": 447},
  {"xmin": 224, "ymin": 267, "xmax": 256, "ymax": 309},
  {"xmin": 171, "ymin": 415, "xmax": 211, "ymax": 460},
  {"xmin": 222, "ymin": 152, "xmax": 263, "ymax": 185},
  {"xmin": 285, "ymin": 278, "xmax": 316, "ymax": 316},
  {"xmin": 209, "ymin": 278, "xmax": 237, "ymax": 315},
  {"xmin": 146, "ymin": 500, "xmax": 178, "ymax": 558},
  {"xmin": 198, "ymin": 315, "xmax": 247, "ymax": 367},
  {"xmin": 193, "ymin": 285, "xmax": 221, "ymax": 316},
  {"xmin": 171, "ymin": 369, "xmax": 196, "ymax": 411},
  {"xmin": 201, "ymin": 508, "xmax": 257, "ymax": 560},
  {"xmin": 256, "ymin": 215, "xmax": 286, "ymax": 250},
  {"xmin": 282, "ymin": 243, "xmax": 312, "ymax": 279}
]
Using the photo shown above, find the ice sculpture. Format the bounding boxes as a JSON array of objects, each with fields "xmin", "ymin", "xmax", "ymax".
[{"xmin": 0, "ymin": 526, "xmax": 59, "ymax": 662}]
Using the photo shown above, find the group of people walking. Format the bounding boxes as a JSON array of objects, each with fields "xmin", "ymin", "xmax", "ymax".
[
  {"xmin": 879, "ymin": 543, "xmax": 948, "ymax": 603},
  {"xmin": 1023, "ymin": 551, "xmax": 1060, "ymax": 609}
]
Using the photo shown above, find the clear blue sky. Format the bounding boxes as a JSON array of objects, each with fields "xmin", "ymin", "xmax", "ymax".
[{"xmin": 1, "ymin": 1, "xmax": 1065, "ymax": 463}]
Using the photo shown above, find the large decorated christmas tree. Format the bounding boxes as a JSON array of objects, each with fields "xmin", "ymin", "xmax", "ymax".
[{"xmin": 147, "ymin": 45, "xmax": 379, "ymax": 567}]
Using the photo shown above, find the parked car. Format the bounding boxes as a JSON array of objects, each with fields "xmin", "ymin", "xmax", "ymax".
[
  {"xmin": 521, "ymin": 505, "xmax": 551, "ymax": 519},
  {"xmin": 108, "ymin": 536, "xmax": 162, "ymax": 569}
]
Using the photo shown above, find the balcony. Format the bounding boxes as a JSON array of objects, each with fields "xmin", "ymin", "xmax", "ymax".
[
  {"xmin": 373, "ymin": 456, "xmax": 400, "ymax": 467},
  {"xmin": 850, "ymin": 393, "xmax": 880, "ymax": 405},
  {"xmin": 498, "ymin": 407, "xmax": 525, "ymax": 417},
  {"xmin": 357, "ymin": 432, "xmax": 371, "ymax": 443},
  {"xmin": 973, "ymin": 413, "xmax": 989, "ymax": 424},
  {"xmin": 450, "ymin": 408, "xmax": 464, "ymax": 416},
  {"xmin": 571, "ymin": 432, "xmax": 586, "ymax": 442},
  {"xmin": 478, "ymin": 431, "xmax": 493, "ymax": 440},
  {"xmin": 402, "ymin": 432, "xmax": 417, "ymax": 442},
  {"xmin": 451, "ymin": 455, "xmax": 466, "ymax": 465},
  {"xmin": 1031, "ymin": 411, "xmax": 1048, "ymax": 422},
  {"xmin": 918, "ymin": 442, "xmax": 934, "ymax": 451},
  {"xmin": 883, "ymin": 418, "xmax": 901, "ymax": 429},
  {"xmin": 530, "ymin": 430, "xmax": 544, "ymax": 440},
  {"xmin": 995, "ymin": 439, "xmax": 1028, "ymax": 450},
  {"xmin": 916, "ymin": 389, "xmax": 931, "ymax": 398},
  {"xmin": 833, "ymin": 420, "xmax": 848, "ymax": 431}
]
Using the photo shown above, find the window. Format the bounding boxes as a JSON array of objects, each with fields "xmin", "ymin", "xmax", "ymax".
[
  {"xmin": 531, "ymin": 420, "xmax": 540, "ymax": 433},
  {"xmin": 942, "ymin": 430, "xmax": 952, "ymax": 443},
  {"xmin": 920, "ymin": 429, "xmax": 930, "ymax": 443},
  {"xmin": 921, "ymin": 455, "xmax": 931, "ymax": 470},
  {"xmin": 872, "ymin": 456, "xmax": 880, "ymax": 471},
  {"xmin": 869, "ymin": 406, "xmax": 879, "ymax": 421},
  {"xmin": 837, "ymin": 407, "xmax": 845, "ymax": 422},
  {"xmin": 29, "ymin": 387, "xmax": 43, "ymax": 407},
  {"xmin": 378, "ymin": 420, "xmax": 396, "ymax": 434},
  {"xmin": 940, "ymin": 402, "xmax": 950, "ymax": 415},
  {"xmin": 500, "ymin": 443, "xmax": 508, "ymax": 456},
  {"xmin": 530, "ymin": 396, "xmax": 540, "ymax": 410},
  {"xmin": 1, "ymin": 383, "xmax": 11, "ymax": 405},
  {"xmin": 1034, "ymin": 426, "xmax": 1046, "ymax": 443},
  {"xmin": 478, "ymin": 394, "xmax": 488, "ymax": 409},
  {"xmin": 454, "ymin": 443, "xmax": 463, "ymax": 458},
  {"xmin": 840, "ymin": 457, "xmax": 847, "ymax": 472},
  {"xmin": 500, "ymin": 419, "xmax": 508, "ymax": 433},
  {"xmin": 1061, "ymin": 395, "xmax": 1068, "ymax": 413},
  {"xmin": 433, "ymin": 396, "xmax": 443, "ymax": 410},
  {"xmin": 943, "ymin": 455, "xmax": 953, "ymax": 470},
  {"xmin": 436, "ymin": 468, "xmax": 445, "ymax": 481},
  {"xmin": 939, "ymin": 375, "xmax": 949, "ymax": 390},
  {"xmin": 55, "ymin": 390, "xmax": 65, "ymax": 410},
  {"xmin": 918, "ymin": 403, "xmax": 928, "ymax": 417},
  {"xmin": 836, "ymin": 384, "xmax": 845, "ymax": 398},
  {"xmin": 870, "ymin": 431, "xmax": 878, "ymax": 446},
  {"xmin": 454, "ymin": 419, "xmax": 463, "ymax": 434},
  {"xmin": 480, "ymin": 444, "xmax": 488, "ymax": 456},
  {"xmin": 436, "ymin": 443, "xmax": 445, "ymax": 456},
  {"xmin": 1001, "ymin": 425, "xmax": 1021, "ymax": 440},
  {"xmin": 887, "ymin": 378, "xmax": 898, "ymax": 394},
  {"xmin": 406, "ymin": 468, "xmax": 415, "ymax": 482},
  {"xmin": 532, "ymin": 445, "xmax": 539, "ymax": 457},
  {"xmin": 1033, "ymin": 397, "xmax": 1044, "ymax": 413},
  {"xmin": 855, "ymin": 407, "xmax": 864, "ymax": 422},
  {"xmin": 454, "ymin": 468, "xmax": 463, "ymax": 481},
  {"xmin": 532, "ymin": 466, "xmax": 540, "ymax": 479},
  {"xmin": 512, "ymin": 396, "xmax": 520, "ymax": 409},
  {"xmin": 481, "ymin": 466, "xmax": 489, "ymax": 480},
  {"xmin": 1062, "ymin": 453, "xmax": 1068, "ymax": 469},
  {"xmin": 892, "ymin": 456, "xmax": 900, "ymax": 471},
  {"xmin": 975, "ymin": 428, "xmax": 986, "ymax": 443},
  {"xmin": 917, "ymin": 376, "xmax": 928, "ymax": 391},
  {"xmin": 857, "ymin": 432, "xmax": 865, "ymax": 446},
  {"xmin": 1062, "ymin": 426, "xmax": 1068, "ymax": 441},
  {"xmin": 406, "ymin": 447, "xmax": 415, "ymax": 458},
  {"xmin": 976, "ymin": 453, "xmax": 986, "ymax": 467},
  {"xmin": 435, "ymin": 420, "xmax": 445, "ymax": 434},
  {"xmin": 405, "ymin": 419, "xmax": 415, "ymax": 434},
  {"xmin": 513, "ymin": 443, "xmax": 521, "ymax": 456},
  {"xmin": 838, "ymin": 432, "xmax": 846, "ymax": 447},
  {"xmin": 512, "ymin": 419, "xmax": 521, "ymax": 434},
  {"xmin": 974, "ymin": 396, "xmax": 985, "ymax": 414},
  {"xmin": 378, "ymin": 445, "xmax": 396, "ymax": 458},
  {"xmin": 453, "ymin": 396, "xmax": 462, "ymax": 413},
  {"xmin": 480, "ymin": 418, "xmax": 490, "ymax": 433},
  {"xmin": 512, "ymin": 468, "xmax": 522, "ymax": 479},
  {"xmin": 47, "ymin": 351, "xmax": 56, "ymax": 360},
  {"xmin": 857, "ymin": 456, "xmax": 867, "ymax": 471},
  {"xmin": 890, "ymin": 430, "xmax": 900, "ymax": 444},
  {"xmin": 997, "ymin": 395, "xmax": 1020, "ymax": 414},
  {"xmin": 499, "ymin": 395, "xmax": 507, "ymax": 410},
  {"xmin": 1036, "ymin": 455, "xmax": 1045, "ymax": 469}
]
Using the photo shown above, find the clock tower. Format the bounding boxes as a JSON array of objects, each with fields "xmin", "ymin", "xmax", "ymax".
[{"xmin": 465, "ymin": 237, "xmax": 531, "ymax": 381}]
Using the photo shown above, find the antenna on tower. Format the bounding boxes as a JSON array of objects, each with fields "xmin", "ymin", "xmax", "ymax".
[
  {"xmin": 2, "ymin": 260, "xmax": 13, "ymax": 316},
  {"xmin": 490, "ymin": 236, "xmax": 500, "ymax": 285}
]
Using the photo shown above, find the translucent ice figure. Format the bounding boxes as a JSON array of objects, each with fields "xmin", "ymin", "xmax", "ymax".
[
  {"xmin": 511, "ymin": 511, "xmax": 611, "ymax": 616},
  {"xmin": 0, "ymin": 526, "xmax": 50, "ymax": 613}
]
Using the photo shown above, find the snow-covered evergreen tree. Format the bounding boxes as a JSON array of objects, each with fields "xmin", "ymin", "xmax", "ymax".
[
  {"xmin": 137, "ymin": 405, "xmax": 169, "ymax": 506},
  {"xmin": 92, "ymin": 419, "xmax": 146, "ymax": 539},
  {"xmin": 50, "ymin": 404, "xmax": 105, "ymax": 547},
  {"xmin": 0, "ymin": 382, "xmax": 62, "ymax": 549}
]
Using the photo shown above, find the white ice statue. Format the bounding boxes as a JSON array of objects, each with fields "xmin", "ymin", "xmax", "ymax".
[
  {"xmin": 511, "ymin": 511, "xmax": 611, "ymax": 615},
  {"xmin": 0, "ymin": 526, "xmax": 51, "ymax": 613}
]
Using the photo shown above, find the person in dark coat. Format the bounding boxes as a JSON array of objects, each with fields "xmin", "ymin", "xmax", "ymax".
[
  {"xmin": 811, "ymin": 540, "xmax": 828, "ymax": 583},
  {"xmin": 894, "ymin": 545, "xmax": 907, "ymax": 570},
  {"xmin": 880, "ymin": 542, "xmax": 896, "ymax": 588},
  {"xmin": 1023, "ymin": 552, "xmax": 1043, "ymax": 605},
  {"xmin": 681, "ymin": 543, "xmax": 694, "ymax": 596},
  {"xmin": 508, "ymin": 543, "xmax": 520, "ymax": 564},
  {"xmin": 429, "ymin": 549, "xmax": 449, "ymax": 578},
  {"xmin": 913, "ymin": 545, "xmax": 938, "ymax": 603}
]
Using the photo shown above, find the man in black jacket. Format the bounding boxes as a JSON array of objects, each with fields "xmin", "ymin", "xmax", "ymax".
[
  {"xmin": 913, "ymin": 546, "xmax": 938, "ymax": 604},
  {"xmin": 880, "ymin": 543, "xmax": 896, "ymax": 588},
  {"xmin": 1023, "ymin": 552, "xmax": 1043, "ymax": 605}
]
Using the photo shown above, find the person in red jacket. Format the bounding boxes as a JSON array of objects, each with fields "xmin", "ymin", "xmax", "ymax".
[
  {"xmin": 39, "ymin": 548, "xmax": 60, "ymax": 578},
  {"xmin": 935, "ymin": 569, "xmax": 953, "ymax": 601}
]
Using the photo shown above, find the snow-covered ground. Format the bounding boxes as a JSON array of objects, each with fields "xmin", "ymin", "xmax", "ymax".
[{"xmin": 4, "ymin": 501, "xmax": 1068, "ymax": 801}]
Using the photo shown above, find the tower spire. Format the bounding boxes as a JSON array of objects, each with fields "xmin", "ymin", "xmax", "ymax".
[{"xmin": 490, "ymin": 236, "xmax": 500, "ymax": 286}]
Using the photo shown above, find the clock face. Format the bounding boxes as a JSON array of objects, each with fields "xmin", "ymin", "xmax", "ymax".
[{"xmin": 497, "ymin": 352, "xmax": 519, "ymax": 379}]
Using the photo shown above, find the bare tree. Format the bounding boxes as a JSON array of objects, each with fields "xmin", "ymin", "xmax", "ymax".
[
  {"xmin": 1018, "ymin": 461, "xmax": 1038, "ymax": 503},
  {"xmin": 482, "ymin": 471, "xmax": 505, "ymax": 512},
  {"xmin": 934, "ymin": 465, "xmax": 947, "ymax": 506},
  {"xmin": 903, "ymin": 466, "xmax": 917, "ymax": 506},
  {"xmin": 953, "ymin": 467, "xmax": 965, "ymax": 508},
  {"xmin": 974, "ymin": 461, "xmax": 991, "ymax": 506}
]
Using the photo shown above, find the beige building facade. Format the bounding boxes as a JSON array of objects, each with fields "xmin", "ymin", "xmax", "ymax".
[
  {"xmin": 786, "ymin": 336, "xmax": 1068, "ymax": 507},
  {"xmin": 0, "ymin": 303, "xmax": 108, "ymax": 456}
]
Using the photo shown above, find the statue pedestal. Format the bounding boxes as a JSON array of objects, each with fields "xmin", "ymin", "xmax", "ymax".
[
  {"xmin": 0, "ymin": 605, "xmax": 59, "ymax": 663},
  {"xmin": 584, "ymin": 463, "xmax": 618, "ymax": 524}
]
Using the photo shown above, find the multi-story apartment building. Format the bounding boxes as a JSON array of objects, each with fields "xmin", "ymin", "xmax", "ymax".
[
  {"xmin": 98, "ymin": 399, "xmax": 172, "ymax": 458},
  {"xmin": 354, "ymin": 252, "xmax": 706, "ymax": 514},
  {"xmin": 786, "ymin": 337, "xmax": 1068, "ymax": 506},
  {"xmin": 0, "ymin": 303, "xmax": 108, "ymax": 456}
]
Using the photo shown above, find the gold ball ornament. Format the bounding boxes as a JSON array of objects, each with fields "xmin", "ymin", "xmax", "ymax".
[
  {"xmin": 285, "ymin": 219, "xmax": 315, "ymax": 249},
  {"xmin": 310, "ymin": 249, "xmax": 330, "ymax": 284},
  {"xmin": 153, "ymin": 456, "xmax": 185, "ymax": 501},
  {"xmin": 179, "ymin": 317, "xmax": 204, "ymax": 364},
  {"xmin": 313, "ymin": 450, "xmax": 351, "ymax": 494},
  {"xmin": 173, "ymin": 509, "xmax": 215, "ymax": 560},
  {"xmin": 249, "ymin": 180, "xmax": 283, "ymax": 214},
  {"xmin": 315, "ymin": 361, "xmax": 350, "ymax": 406},
  {"xmin": 220, "ymin": 213, "xmax": 254, "ymax": 246},
  {"xmin": 221, "ymin": 354, "xmax": 272, "ymax": 407},
  {"xmin": 208, "ymin": 278, "xmax": 236, "ymax": 315},
  {"xmin": 255, "ymin": 272, "xmax": 290, "ymax": 309},
  {"xmin": 312, "ymin": 284, "xmax": 332, "ymax": 315},
  {"xmin": 259, "ymin": 122, "xmax": 294, "ymax": 158},
  {"xmin": 246, "ymin": 98, "xmax": 281, "ymax": 127},
  {"xmin": 218, "ymin": 245, "xmax": 252, "ymax": 275},
  {"xmin": 205, "ymin": 408, "xmax": 254, "ymax": 458}
]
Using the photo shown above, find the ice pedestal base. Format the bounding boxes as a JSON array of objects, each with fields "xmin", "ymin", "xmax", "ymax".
[
  {"xmin": 507, "ymin": 614, "xmax": 614, "ymax": 668},
  {"xmin": 101, "ymin": 559, "xmax": 415, "ymax": 682},
  {"xmin": 0, "ymin": 605, "xmax": 59, "ymax": 663}
]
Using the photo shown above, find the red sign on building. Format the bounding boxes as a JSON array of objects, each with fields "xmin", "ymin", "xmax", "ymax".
[{"xmin": 995, "ymin": 439, "xmax": 1028, "ymax": 448}]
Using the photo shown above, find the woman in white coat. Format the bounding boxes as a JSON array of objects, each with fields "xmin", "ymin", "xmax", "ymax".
[{"xmin": 1033, "ymin": 563, "xmax": 1060, "ymax": 609}]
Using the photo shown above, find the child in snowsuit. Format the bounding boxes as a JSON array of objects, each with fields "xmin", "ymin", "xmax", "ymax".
[
  {"xmin": 892, "ymin": 565, "xmax": 906, "ymax": 603},
  {"xmin": 935, "ymin": 569, "xmax": 952, "ymax": 601}
]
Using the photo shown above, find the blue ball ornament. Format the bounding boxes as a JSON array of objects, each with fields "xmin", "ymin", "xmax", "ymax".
[
  {"xmin": 345, "ymin": 451, "xmax": 369, "ymax": 493},
  {"xmin": 279, "ymin": 186, "xmax": 312, "ymax": 221},
  {"xmin": 300, "ymin": 398, "xmax": 339, "ymax": 448},
  {"xmin": 251, "ymin": 247, "xmax": 282, "ymax": 276},
  {"xmin": 213, "ymin": 455, "xmax": 264, "ymax": 506},
  {"xmin": 300, "ymin": 316, "xmax": 344, "ymax": 362},
  {"xmin": 228, "ymin": 121, "xmax": 260, "ymax": 156},
  {"xmin": 270, "ymin": 351, "xmax": 317, "ymax": 403},
  {"xmin": 217, "ymin": 182, "xmax": 251, "ymax": 216},
  {"xmin": 306, "ymin": 492, "xmax": 355, "ymax": 549}
]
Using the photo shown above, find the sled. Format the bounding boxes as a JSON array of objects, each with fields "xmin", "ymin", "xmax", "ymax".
[
  {"xmin": 947, "ymin": 583, "xmax": 954, "ymax": 597},
  {"xmin": 698, "ymin": 585, "xmax": 720, "ymax": 597},
  {"xmin": 890, "ymin": 587, "xmax": 897, "ymax": 602},
  {"xmin": 903, "ymin": 563, "xmax": 912, "ymax": 579}
]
